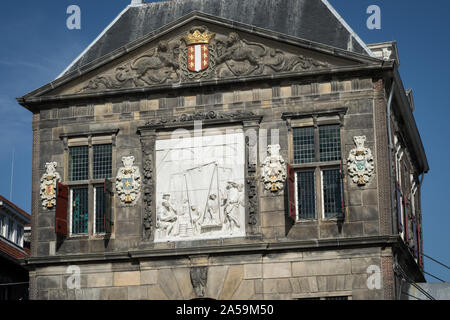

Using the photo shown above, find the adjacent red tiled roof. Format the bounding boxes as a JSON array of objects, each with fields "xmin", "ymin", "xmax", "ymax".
[
  {"xmin": 0, "ymin": 195, "xmax": 31, "ymax": 222},
  {"xmin": 0, "ymin": 237, "xmax": 29, "ymax": 260}
]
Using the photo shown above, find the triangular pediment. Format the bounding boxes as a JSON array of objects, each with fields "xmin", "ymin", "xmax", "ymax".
[{"xmin": 23, "ymin": 13, "xmax": 383, "ymax": 100}]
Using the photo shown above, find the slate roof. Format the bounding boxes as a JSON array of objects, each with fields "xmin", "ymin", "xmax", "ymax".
[{"xmin": 60, "ymin": 0, "xmax": 373, "ymax": 77}]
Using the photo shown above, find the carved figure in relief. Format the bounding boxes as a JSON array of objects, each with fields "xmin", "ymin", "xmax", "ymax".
[
  {"xmin": 216, "ymin": 32, "xmax": 266, "ymax": 76},
  {"xmin": 202, "ymin": 194, "xmax": 221, "ymax": 227},
  {"xmin": 131, "ymin": 40, "xmax": 181, "ymax": 85},
  {"xmin": 221, "ymin": 182, "xmax": 244, "ymax": 234},
  {"xmin": 157, "ymin": 194, "xmax": 178, "ymax": 237}
]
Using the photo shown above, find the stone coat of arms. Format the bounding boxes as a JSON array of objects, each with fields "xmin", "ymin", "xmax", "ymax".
[
  {"xmin": 261, "ymin": 145, "xmax": 287, "ymax": 192},
  {"xmin": 116, "ymin": 156, "xmax": 141, "ymax": 206},
  {"xmin": 347, "ymin": 136, "xmax": 374, "ymax": 186},
  {"xmin": 182, "ymin": 26, "xmax": 216, "ymax": 79},
  {"xmin": 40, "ymin": 162, "xmax": 61, "ymax": 209}
]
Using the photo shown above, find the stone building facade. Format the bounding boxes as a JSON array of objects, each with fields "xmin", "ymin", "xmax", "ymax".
[{"xmin": 18, "ymin": 0, "xmax": 428, "ymax": 300}]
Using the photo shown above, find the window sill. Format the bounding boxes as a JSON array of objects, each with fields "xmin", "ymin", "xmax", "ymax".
[{"xmin": 294, "ymin": 219, "xmax": 318, "ymax": 224}]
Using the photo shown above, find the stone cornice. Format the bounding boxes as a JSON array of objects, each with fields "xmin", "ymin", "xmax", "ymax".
[
  {"xmin": 137, "ymin": 110, "xmax": 263, "ymax": 132},
  {"xmin": 22, "ymin": 235, "xmax": 399, "ymax": 267},
  {"xmin": 17, "ymin": 63, "xmax": 393, "ymax": 112}
]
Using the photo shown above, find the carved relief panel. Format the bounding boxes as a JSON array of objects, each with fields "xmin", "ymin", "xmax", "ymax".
[
  {"xmin": 154, "ymin": 130, "xmax": 246, "ymax": 242},
  {"xmin": 76, "ymin": 26, "xmax": 332, "ymax": 94}
]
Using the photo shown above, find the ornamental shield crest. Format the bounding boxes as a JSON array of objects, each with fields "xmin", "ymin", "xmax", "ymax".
[
  {"xmin": 182, "ymin": 26, "xmax": 216, "ymax": 79},
  {"xmin": 347, "ymin": 136, "xmax": 374, "ymax": 186},
  {"xmin": 261, "ymin": 145, "xmax": 287, "ymax": 192},
  {"xmin": 116, "ymin": 156, "xmax": 141, "ymax": 206},
  {"xmin": 40, "ymin": 162, "xmax": 61, "ymax": 209}
]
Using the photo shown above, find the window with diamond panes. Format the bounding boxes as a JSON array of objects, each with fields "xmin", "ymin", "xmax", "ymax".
[
  {"xmin": 72, "ymin": 187, "xmax": 89, "ymax": 234},
  {"xmin": 95, "ymin": 186, "xmax": 106, "ymax": 234},
  {"xmin": 319, "ymin": 125, "xmax": 341, "ymax": 162},
  {"xmin": 322, "ymin": 169, "xmax": 342, "ymax": 218},
  {"xmin": 93, "ymin": 144, "xmax": 112, "ymax": 179},
  {"xmin": 69, "ymin": 146, "xmax": 89, "ymax": 181},
  {"xmin": 293, "ymin": 127, "xmax": 315, "ymax": 164},
  {"xmin": 296, "ymin": 171, "xmax": 316, "ymax": 219}
]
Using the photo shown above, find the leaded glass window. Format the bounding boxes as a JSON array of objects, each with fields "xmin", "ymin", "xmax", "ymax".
[
  {"xmin": 322, "ymin": 169, "xmax": 342, "ymax": 219},
  {"xmin": 296, "ymin": 171, "xmax": 316, "ymax": 219},
  {"xmin": 319, "ymin": 125, "xmax": 341, "ymax": 162},
  {"xmin": 293, "ymin": 127, "xmax": 315, "ymax": 164},
  {"xmin": 95, "ymin": 186, "xmax": 106, "ymax": 234},
  {"xmin": 69, "ymin": 146, "xmax": 89, "ymax": 181},
  {"xmin": 291, "ymin": 123, "xmax": 343, "ymax": 221},
  {"xmin": 72, "ymin": 187, "xmax": 89, "ymax": 234},
  {"xmin": 93, "ymin": 144, "xmax": 112, "ymax": 179}
]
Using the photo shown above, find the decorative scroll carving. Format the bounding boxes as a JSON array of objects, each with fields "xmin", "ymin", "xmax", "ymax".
[
  {"xmin": 145, "ymin": 110, "xmax": 257, "ymax": 126},
  {"xmin": 190, "ymin": 267, "xmax": 208, "ymax": 298},
  {"xmin": 116, "ymin": 156, "xmax": 141, "ymax": 206},
  {"xmin": 140, "ymin": 136, "xmax": 155, "ymax": 240},
  {"xmin": 261, "ymin": 145, "xmax": 287, "ymax": 192},
  {"xmin": 77, "ymin": 27, "xmax": 332, "ymax": 93},
  {"xmin": 347, "ymin": 136, "xmax": 374, "ymax": 186},
  {"xmin": 40, "ymin": 162, "xmax": 61, "ymax": 209}
]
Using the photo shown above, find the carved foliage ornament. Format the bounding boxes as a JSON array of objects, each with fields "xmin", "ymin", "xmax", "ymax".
[
  {"xmin": 261, "ymin": 145, "xmax": 287, "ymax": 192},
  {"xmin": 78, "ymin": 26, "xmax": 331, "ymax": 93},
  {"xmin": 116, "ymin": 156, "xmax": 141, "ymax": 206},
  {"xmin": 347, "ymin": 136, "xmax": 374, "ymax": 186},
  {"xmin": 40, "ymin": 162, "xmax": 61, "ymax": 209},
  {"xmin": 145, "ymin": 110, "xmax": 257, "ymax": 126}
]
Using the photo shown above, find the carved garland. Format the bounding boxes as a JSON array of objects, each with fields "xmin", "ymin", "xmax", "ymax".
[
  {"xmin": 145, "ymin": 110, "xmax": 257, "ymax": 127},
  {"xmin": 140, "ymin": 136, "xmax": 155, "ymax": 241}
]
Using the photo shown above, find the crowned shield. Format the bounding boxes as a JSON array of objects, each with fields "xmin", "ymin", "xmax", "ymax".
[
  {"xmin": 182, "ymin": 27, "xmax": 215, "ymax": 78},
  {"xmin": 116, "ymin": 156, "xmax": 141, "ymax": 206}
]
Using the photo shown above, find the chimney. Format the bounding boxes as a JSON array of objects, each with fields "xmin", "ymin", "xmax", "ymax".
[{"xmin": 130, "ymin": 0, "xmax": 145, "ymax": 6}]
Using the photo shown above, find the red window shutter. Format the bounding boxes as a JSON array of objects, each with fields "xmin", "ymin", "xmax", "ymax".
[
  {"xmin": 55, "ymin": 182, "xmax": 69, "ymax": 236},
  {"xmin": 104, "ymin": 179, "xmax": 114, "ymax": 234},
  {"xmin": 287, "ymin": 164, "xmax": 296, "ymax": 221}
]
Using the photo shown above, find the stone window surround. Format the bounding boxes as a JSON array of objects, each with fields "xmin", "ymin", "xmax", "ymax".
[
  {"xmin": 138, "ymin": 114, "xmax": 263, "ymax": 242},
  {"xmin": 60, "ymin": 129, "xmax": 118, "ymax": 239},
  {"xmin": 283, "ymin": 108, "xmax": 347, "ymax": 223}
]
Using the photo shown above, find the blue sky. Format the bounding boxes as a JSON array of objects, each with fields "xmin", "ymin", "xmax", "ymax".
[{"xmin": 0, "ymin": 0, "xmax": 448, "ymax": 283}]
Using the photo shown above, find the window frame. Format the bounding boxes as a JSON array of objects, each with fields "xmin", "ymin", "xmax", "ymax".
[
  {"xmin": 0, "ymin": 215, "xmax": 5, "ymax": 237},
  {"xmin": 287, "ymin": 113, "xmax": 345, "ymax": 223},
  {"xmin": 62, "ymin": 131, "xmax": 117, "ymax": 238}
]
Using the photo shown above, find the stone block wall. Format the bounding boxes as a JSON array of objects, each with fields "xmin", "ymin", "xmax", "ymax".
[{"xmin": 33, "ymin": 247, "xmax": 385, "ymax": 300}]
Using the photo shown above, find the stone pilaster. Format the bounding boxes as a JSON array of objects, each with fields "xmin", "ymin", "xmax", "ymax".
[
  {"xmin": 139, "ymin": 129, "xmax": 156, "ymax": 242},
  {"xmin": 243, "ymin": 120, "xmax": 261, "ymax": 237}
]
